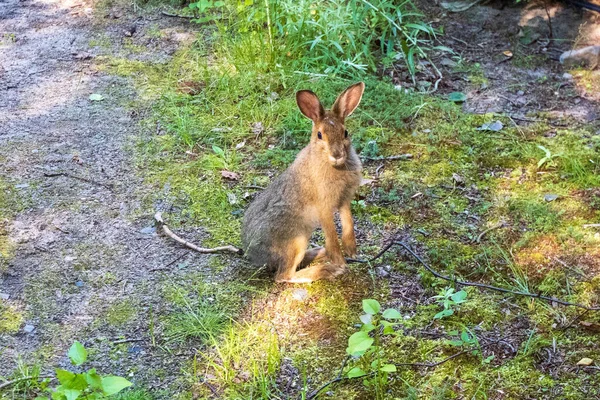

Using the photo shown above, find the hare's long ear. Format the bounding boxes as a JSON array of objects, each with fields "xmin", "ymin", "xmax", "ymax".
[
  {"xmin": 296, "ymin": 90, "xmax": 324, "ymax": 122},
  {"xmin": 332, "ymin": 82, "xmax": 365, "ymax": 119}
]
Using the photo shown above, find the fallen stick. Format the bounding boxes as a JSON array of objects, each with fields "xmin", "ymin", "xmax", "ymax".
[
  {"xmin": 161, "ymin": 11, "xmax": 194, "ymax": 19},
  {"xmin": 43, "ymin": 171, "xmax": 113, "ymax": 189},
  {"xmin": 474, "ymin": 222, "xmax": 506, "ymax": 243},
  {"xmin": 154, "ymin": 212, "xmax": 243, "ymax": 255},
  {"xmin": 348, "ymin": 241, "xmax": 600, "ymax": 311},
  {"xmin": 0, "ymin": 375, "xmax": 54, "ymax": 390},
  {"xmin": 361, "ymin": 153, "xmax": 413, "ymax": 162}
]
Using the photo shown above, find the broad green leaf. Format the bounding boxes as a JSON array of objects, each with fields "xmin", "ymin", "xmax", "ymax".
[
  {"xmin": 346, "ymin": 331, "xmax": 374, "ymax": 356},
  {"xmin": 101, "ymin": 376, "xmax": 133, "ymax": 395},
  {"xmin": 448, "ymin": 92, "xmax": 466, "ymax": 103},
  {"xmin": 63, "ymin": 389, "xmax": 81, "ymax": 400},
  {"xmin": 85, "ymin": 369, "xmax": 102, "ymax": 390},
  {"xmin": 68, "ymin": 341, "xmax": 87, "ymax": 366},
  {"xmin": 450, "ymin": 290, "xmax": 467, "ymax": 303},
  {"xmin": 212, "ymin": 145, "xmax": 225, "ymax": 157},
  {"xmin": 88, "ymin": 94, "xmax": 103, "ymax": 101},
  {"xmin": 347, "ymin": 367, "xmax": 367, "ymax": 378},
  {"xmin": 359, "ymin": 313, "xmax": 372, "ymax": 325},
  {"xmin": 51, "ymin": 391, "xmax": 65, "ymax": 400},
  {"xmin": 483, "ymin": 355, "xmax": 495, "ymax": 364},
  {"xmin": 382, "ymin": 308, "xmax": 402, "ymax": 319},
  {"xmin": 448, "ymin": 339, "xmax": 464, "ymax": 346},
  {"xmin": 380, "ymin": 364, "xmax": 397, "ymax": 372},
  {"xmin": 362, "ymin": 299, "xmax": 380, "ymax": 315},
  {"xmin": 383, "ymin": 325, "xmax": 395, "ymax": 335},
  {"xmin": 56, "ymin": 369, "xmax": 76, "ymax": 386},
  {"xmin": 361, "ymin": 323, "xmax": 376, "ymax": 332},
  {"xmin": 34, "ymin": 397, "xmax": 50, "ymax": 400},
  {"xmin": 433, "ymin": 309, "xmax": 453, "ymax": 319}
]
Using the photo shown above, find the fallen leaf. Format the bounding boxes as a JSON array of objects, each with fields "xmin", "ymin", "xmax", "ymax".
[
  {"xmin": 177, "ymin": 80, "xmax": 205, "ymax": 96},
  {"xmin": 440, "ymin": 0, "xmax": 484, "ymax": 12},
  {"xmin": 580, "ymin": 321, "xmax": 600, "ymax": 332},
  {"xmin": 221, "ymin": 170, "xmax": 240, "ymax": 181},
  {"xmin": 477, "ymin": 120, "xmax": 504, "ymax": 132},
  {"xmin": 360, "ymin": 178, "xmax": 375, "ymax": 186},
  {"xmin": 543, "ymin": 193, "xmax": 559, "ymax": 202},
  {"xmin": 227, "ymin": 192, "xmax": 237, "ymax": 205},
  {"xmin": 251, "ymin": 122, "xmax": 264, "ymax": 136},
  {"xmin": 448, "ymin": 92, "xmax": 467, "ymax": 103},
  {"xmin": 503, "ymin": 50, "xmax": 513, "ymax": 58},
  {"xmin": 452, "ymin": 173, "xmax": 465, "ymax": 184},
  {"xmin": 577, "ymin": 358, "xmax": 594, "ymax": 366},
  {"xmin": 89, "ymin": 93, "xmax": 103, "ymax": 101}
]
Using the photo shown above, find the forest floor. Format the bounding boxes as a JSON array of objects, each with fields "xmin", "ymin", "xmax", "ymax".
[{"xmin": 1, "ymin": 0, "xmax": 599, "ymax": 399}]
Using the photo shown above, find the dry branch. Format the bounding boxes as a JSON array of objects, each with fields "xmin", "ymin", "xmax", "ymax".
[
  {"xmin": 154, "ymin": 212, "xmax": 243, "ymax": 255},
  {"xmin": 361, "ymin": 153, "xmax": 413, "ymax": 162},
  {"xmin": 348, "ymin": 241, "xmax": 600, "ymax": 311},
  {"xmin": 0, "ymin": 375, "xmax": 54, "ymax": 390}
]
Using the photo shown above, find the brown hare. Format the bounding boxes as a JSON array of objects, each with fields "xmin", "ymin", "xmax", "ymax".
[{"xmin": 242, "ymin": 82, "xmax": 365, "ymax": 283}]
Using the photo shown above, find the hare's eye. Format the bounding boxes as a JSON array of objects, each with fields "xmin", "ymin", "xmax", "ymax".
[
  {"xmin": 344, "ymin": 130, "xmax": 348, "ymax": 138},
  {"xmin": 317, "ymin": 131, "xmax": 322, "ymax": 140}
]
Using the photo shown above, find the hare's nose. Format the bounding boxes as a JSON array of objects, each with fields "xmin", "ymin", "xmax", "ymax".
[{"xmin": 331, "ymin": 150, "xmax": 344, "ymax": 160}]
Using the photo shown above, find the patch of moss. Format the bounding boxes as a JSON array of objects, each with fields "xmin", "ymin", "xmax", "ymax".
[
  {"xmin": 0, "ymin": 302, "xmax": 24, "ymax": 334},
  {"xmin": 104, "ymin": 299, "xmax": 136, "ymax": 327}
]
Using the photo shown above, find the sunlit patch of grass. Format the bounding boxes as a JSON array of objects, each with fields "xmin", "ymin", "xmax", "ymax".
[{"xmin": 196, "ymin": 320, "xmax": 282, "ymax": 398}]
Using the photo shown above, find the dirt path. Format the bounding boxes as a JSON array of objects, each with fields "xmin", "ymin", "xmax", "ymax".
[{"xmin": 0, "ymin": 0, "xmax": 203, "ymax": 390}]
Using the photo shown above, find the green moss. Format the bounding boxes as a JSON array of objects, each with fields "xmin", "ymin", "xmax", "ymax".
[
  {"xmin": 105, "ymin": 299, "xmax": 136, "ymax": 327},
  {"xmin": 0, "ymin": 302, "xmax": 24, "ymax": 334}
]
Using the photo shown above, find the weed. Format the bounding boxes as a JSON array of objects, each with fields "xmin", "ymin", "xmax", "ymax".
[
  {"xmin": 35, "ymin": 342, "xmax": 132, "ymax": 400},
  {"xmin": 432, "ymin": 288, "xmax": 468, "ymax": 320}
]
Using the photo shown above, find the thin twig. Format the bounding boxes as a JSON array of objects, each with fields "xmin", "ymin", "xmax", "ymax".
[
  {"xmin": 474, "ymin": 222, "xmax": 506, "ymax": 243},
  {"xmin": 112, "ymin": 338, "xmax": 144, "ymax": 344},
  {"xmin": 161, "ymin": 11, "xmax": 194, "ymax": 19},
  {"xmin": 0, "ymin": 375, "xmax": 54, "ymax": 390},
  {"xmin": 243, "ymin": 185, "xmax": 265, "ymax": 190},
  {"xmin": 155, "ymin": 212, "xmax": 243, "ymax": 255},
  {"xmin": 583, "ymin": 224, "xmax": 600, "ymax": 228},
  {"xmin": 43, "ymin": 171, "xmax": 113, "ymax": 189},
  {"xmin": 150, "ymin": 252, "xmax": 188, "ymax": 272},
  {"xmin": 347, "ymin": 241, "xmax": 600, "ymax": 311},
  {"xmin": 361, "ymin": 153, "xmax": 413, "ymax": 162}
]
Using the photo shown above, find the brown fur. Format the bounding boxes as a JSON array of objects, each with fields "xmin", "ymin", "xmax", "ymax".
[{"xmin": 241, "ymin": 83, "xmax": 365, "ymax": 283}]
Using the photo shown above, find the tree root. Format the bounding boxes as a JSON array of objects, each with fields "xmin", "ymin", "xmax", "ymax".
[{"xmin": 154, "ymin": 212, "xmax": 243, "ymax": 255}]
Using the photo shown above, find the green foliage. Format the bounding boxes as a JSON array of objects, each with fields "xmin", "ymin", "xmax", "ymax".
[
  {"xmin": 36, "ymin": 342, "xmax": 132, "ymax": 400},
  {"xmin": 345, "ymin": 299, "xmax": 402, "ymax": 399},
  {"xmin": 195, "ymin": 0, "xmax": 438, "ymax": 80},
  {"xmin": 536, "ymin": 145, "xmax": 561, "ymax": 170},
  {"xmin": 432, "ymin": 288, "xmax": 468, "ymax": 320}
]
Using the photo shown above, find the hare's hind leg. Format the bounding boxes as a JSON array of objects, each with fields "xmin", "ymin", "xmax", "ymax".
[
  {"xmin": 275, "ymin": 237, "xmax": 310, "ymax": 283},
  {"xmin": 292, "ymin": 262, "xmax": 347, "ymax": 282},
  {"xmin": 299, "ymin": 247, "xmax": 326, "ymax": 268},
  {"xmin": 275, "ymin": 240, "xmax": 345, "ymax": 283}
]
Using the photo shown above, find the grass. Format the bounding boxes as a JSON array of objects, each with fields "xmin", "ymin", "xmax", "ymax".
[
  {"xmin": 3, "ymin": 0, "xmax": 600, "ymax": 398},
  {"xmin": 118, "ymin": 33, "xmax": 600, "ymax": 396}
]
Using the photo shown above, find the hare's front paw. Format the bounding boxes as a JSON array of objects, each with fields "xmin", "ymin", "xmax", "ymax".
[
  {"xmin": 342, "ymin": 240, "xmax": 357, "ymax": 259},
  {"xmin": 328, "ymin": 251, "xmax": 346, "ymax": 267}
]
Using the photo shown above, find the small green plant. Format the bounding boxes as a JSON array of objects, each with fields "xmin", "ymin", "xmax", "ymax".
[
  {"xmin": 432, "ymin": 288, "xmax": 467, "ymax": 320},
  {"xmin": 345, "ymin": 299, "xmax": 402, "ymax": 399},
  {"xmin": 536, "ymin": 145, "xmax": 561, "ymax": 170},
  {"xmin": 36, "ymin": 341, "xmax": 132, "ymax": 400},
  {"xmin": 447, "ymin": 328, "xmax": 494, "ymax": 364}
]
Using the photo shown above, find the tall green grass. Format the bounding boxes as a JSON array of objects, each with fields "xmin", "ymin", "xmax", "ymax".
[{"xmin": 188, "ymin": 0, "xmax": 439, "ymax": 80}]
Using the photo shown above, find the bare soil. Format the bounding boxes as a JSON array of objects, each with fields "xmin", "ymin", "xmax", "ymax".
[{"xmin": 0, "ymin": 0, "xmax": 211, "ymax": 390}]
